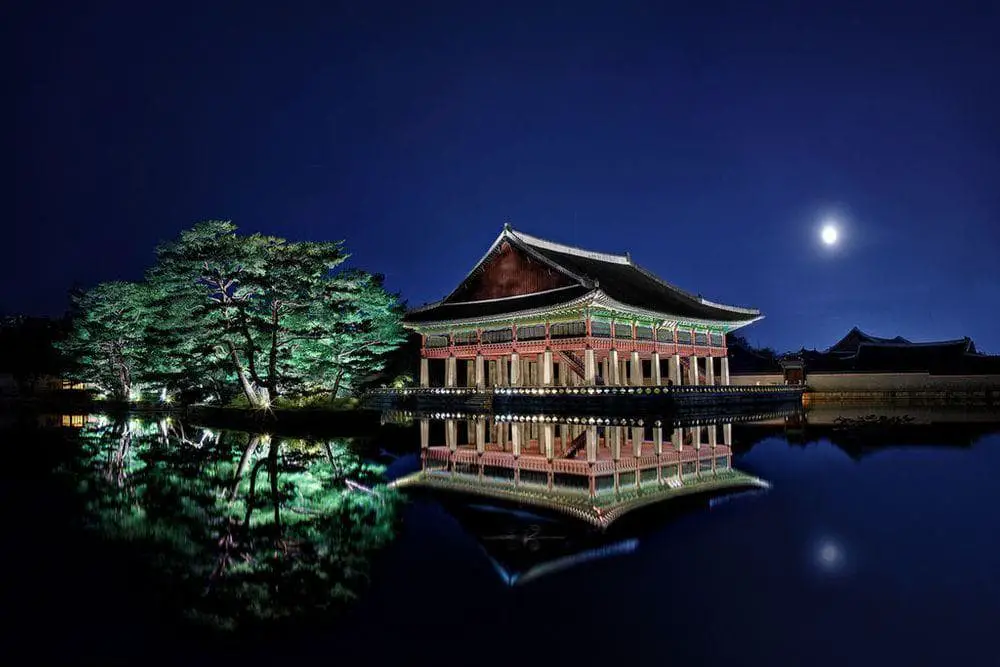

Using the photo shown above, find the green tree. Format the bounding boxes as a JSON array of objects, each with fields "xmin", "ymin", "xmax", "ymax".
[
  {"xmin": 147, "ymin": 221, "xmax": 405, "ymax": 408},
  {"xmin": 58, "ymin": 282, "xmax": 157, "ymax": 400}
]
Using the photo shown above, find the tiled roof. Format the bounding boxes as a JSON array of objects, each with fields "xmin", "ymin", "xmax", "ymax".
[
  {"xmin": 524, "ymin": 243, "xmax": 758, "ymax": 323},
  {"xmin": 404, "ymin": 226, "xmax": 760, "ymax": 326},
  {"xmin": 405, "ymin": 285, "xmax": 591, "ymax": 324}
]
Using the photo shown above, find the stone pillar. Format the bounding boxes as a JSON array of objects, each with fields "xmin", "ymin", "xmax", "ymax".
[
  {"xmin": 511, "ymin": 422, "xmax": 522, "ymax": 458},
  {"xmin": 651, "ymin": 351, "xmax": 662, "ymax": 385},
  {"xmin": 542, "ymin": 350, "xmax": 554, "ymax": 386},
  {"xmin": 542, "ymin": 423, "xmax": 555, "ymax": 460},
  {"xmin": 608, "ymin": 349, "xmax": 620, "ymax": 385},
  {"xmin": 688, "ymin": 356, "xmax": 700, "ymax": 385},
  {"xmin": 721, "ymin": 357, "xmax": 730, "ymax": 386},
  {"xmin": 476, "ymin": 419, "xmax": 486, "ymax": 455},
  {"xmin": 523, "ymin": 359, "xmax": 532, "ymax": 387},
  {"xmin": 630, "ymin": 351, "xmax": 642, "ymax": 386},
  {"xmin": 466, "ymin": 359, "xmax": 475, "ymax": 387},
  {"xmin": 670, "ymin": 354, "xmax": 681, "ymax": 385},
  {"xmin": 419, "ymin": 358, "xmax": 429, "ymax": 387},
  {"xmin": 705, "ymin": 356, "xmax": 715, "ymax": 386},
  {"xmin": 619, "ymin": 358, "xmax": 628, "ymax": 386},
  {"xmin": 671, "ymin": 427, "xmax": 682, "ymax": 451},
  {"xmin": 559, "ymin": 423, "xmax": 570, "ymax": 453},
  {"xmin": 723, "ymin": 422, "xmax": 732, "ymax": 447},
  {"xmin": 445, "ymin": 356, "xmax": 457, "ymax": 387},
  {"xmin": 445, "ymin": 419, "xmax": 458, "ymax": 452},
  {"xmin": 558, "ymin": 361, "xmax": 568, "ymax": 386},
  {"xmin": 585, "ymin": 348, "xmax": 597, "ymax": 384},
  {"xmin": 631, "ymin": 426, "xmax": 643, "ymax": 457},
  {"xmin": 600, "ymin": 358, "xmax": 609, "ymax": 383},
  {"xmin": 653, "ymin": 425, "xmax": 663, "ymax": 455},
  {"xmin": 420, "ymin": 419, "xmax": 429, "ymax": 449},
  {"xmin": 510, "ymin": 352, "xmax": 520, "ymax": 386},
  {"xmin": 498, "ymin": 356, "xmax": 508, "ymax": 386},
  {"xmin": 475, "ymin": 353, "xmax": 485, "ymax": 389},
  {"xmin": 586, "ymin": 425, "xmax": 598, "ymax": 463}
]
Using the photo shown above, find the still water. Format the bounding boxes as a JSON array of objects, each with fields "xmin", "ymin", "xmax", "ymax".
[{"xmin": 4, "ymin": 407, "xmax": 999, "ymax": 666}]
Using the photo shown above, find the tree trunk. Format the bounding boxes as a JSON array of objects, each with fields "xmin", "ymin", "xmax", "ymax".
[
  {"xmin": 266, "ymin": 303, "xmax": 279, "ymax": 397},
  {"xmin": 226, "ymin": 340, "xmax": 264, "ymax": 407},
  {"xmin": 331, "ymin": 365, "xmax": 346, "ymax": 398}
]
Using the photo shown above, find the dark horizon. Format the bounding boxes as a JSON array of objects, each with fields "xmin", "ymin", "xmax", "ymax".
[{"xmin": 9, "ymin": 1, "xmax": 999, "ymax": 353}]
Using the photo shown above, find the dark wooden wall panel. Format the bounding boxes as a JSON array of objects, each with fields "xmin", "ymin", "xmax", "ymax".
[{"xmin": 446, "ymin": 241, "xmax": 575, "ymax": 302}]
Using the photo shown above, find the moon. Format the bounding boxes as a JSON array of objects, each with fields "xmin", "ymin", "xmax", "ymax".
[{"xmin": 821, "ymin": 224, "xmax": 839, "ymax": 246}]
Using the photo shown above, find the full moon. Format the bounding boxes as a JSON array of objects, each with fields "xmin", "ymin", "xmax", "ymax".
[{"xmin": 821, "ymin": 224, "xmax": 839, "ymax": 246}]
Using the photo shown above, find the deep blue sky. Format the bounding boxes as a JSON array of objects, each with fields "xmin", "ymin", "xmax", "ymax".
[{"xmin": 9, "ymin": 1, "xmax": 999, "ymax": 352}]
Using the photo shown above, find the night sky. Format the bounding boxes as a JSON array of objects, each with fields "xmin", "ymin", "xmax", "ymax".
[{"xmin": 9, "ymin": 1, "xmax": 999, "ymax": 353}]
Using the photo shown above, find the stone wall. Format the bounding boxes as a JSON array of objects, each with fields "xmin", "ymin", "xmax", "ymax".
[
  {"xmin": 730, "ymin": 373, "xmax": 785, "ymax": 386},
  {"xmin": 805, "ymin": 372, "xmax": 1000, "ymax": 391}
]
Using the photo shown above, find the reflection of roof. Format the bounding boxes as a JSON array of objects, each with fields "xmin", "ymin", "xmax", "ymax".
[{"xmin": 405, "ymin": 226, "xmax": 761, "ymax": 325}]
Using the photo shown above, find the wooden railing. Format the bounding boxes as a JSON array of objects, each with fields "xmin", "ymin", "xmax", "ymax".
[{"xmin": 367, "ymin": 384, "xmax": 798, "ymax": 396}]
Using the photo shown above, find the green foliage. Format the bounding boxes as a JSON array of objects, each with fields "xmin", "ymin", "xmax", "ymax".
[
  {"xmin": 145, "ymin": 221, "xmax": 406, "ymax": 406},
  {"xmin": 62, "ymin": 416, "xmax": 401, "ymax": 630},
  {"xmin": 61, "ymin": 220, "xmax": 406, "ymax": 406},
  {"xmin": 58, "ymin": 282, "xmax": 159, "ymax": 400}
]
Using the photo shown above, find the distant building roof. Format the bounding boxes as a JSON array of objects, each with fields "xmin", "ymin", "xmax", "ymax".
[
  {"xmin": 799, "ymin": 327, "xmax": 989, "ymax": 374},
  {"xmin": 828, "ymin": 327, "xmax": 912, "ymax": 354},
  {"xmin": 406, "ymin": 226, "xmax": 762, "ymax": 328}
]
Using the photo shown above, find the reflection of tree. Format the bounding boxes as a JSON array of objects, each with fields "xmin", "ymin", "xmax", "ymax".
[{"xmin": 64, "ymin": 416, "xmax": 400, "ymax": 631}]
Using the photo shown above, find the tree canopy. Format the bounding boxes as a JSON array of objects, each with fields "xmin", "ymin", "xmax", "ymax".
[{"xmin": 63, "ymin": 221, "xmax": 406, "ymax": 406}]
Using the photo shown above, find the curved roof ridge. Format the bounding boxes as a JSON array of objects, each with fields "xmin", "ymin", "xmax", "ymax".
[
  {"xmin": 629, "ymin": 262, "xmax": 761, "ymax": 316},
  {"xmin": 859, "ymin": 337, "xmax": 971, "ymax": 349},
  {"xmin": 509, "ymin": 228, "xmax": 631, "ymax": 265}
]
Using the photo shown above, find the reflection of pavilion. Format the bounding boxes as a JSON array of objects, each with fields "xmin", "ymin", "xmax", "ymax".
[{"xmin": 391, "ymin": 409, "xmax": 795, "ymax": 527}]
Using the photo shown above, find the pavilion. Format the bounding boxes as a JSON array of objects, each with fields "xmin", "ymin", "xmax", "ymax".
[{"xmin": 404, "ymin": 224, "xmax": 763, "ymax": 390}]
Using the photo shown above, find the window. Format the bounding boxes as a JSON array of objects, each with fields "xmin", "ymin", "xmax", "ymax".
[
  {"xmin": 636, "ymin": 325, "xmax": 654, "ymax": 341},
  {"xmin": 517, "ymin": 324, "xmax": 546, "ymax": 340},
  {"xmin": 710, "ymin": 332, "xmax": 724, "ymax": 347},
  {"xmin": 694, "ymin": 331, "xmax": 709, "ymax": 346},
  {"xmin": 591, "ymin": 320, "xmax": 612, "ymax": 338},
  {"xmin": 656, "ymin": 328, "xmax": 674, "ymax": 343},
  {"xmin": 676, "ymin": 330, "xmax": 692, "ymax": 344},
  {"xmin": 614, "ymin": 322, "xmax": 633, "ymax": 339},
  {"xmin": 482, "ymin": 328, "xmax": 513, "ymax": 344},
  {"xmin": 453, "ymin": 331, "xmax": 477, "ymax": 345},
  {"xmin": 426, "ymin": 335, "xmax": 449, "ymax": 348},
  {"xmin": 550, "ymin": 320, "xmax": 586, "ymax": 338}
]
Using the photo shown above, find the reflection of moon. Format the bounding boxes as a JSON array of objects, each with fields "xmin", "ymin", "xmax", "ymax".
[
  {"xmin": 821, "ymin": 225, "xmax": 838, "ymax": 246},
  {"xmin": 818, "ymin": 542, "xmax": 840, "ymax": 566},
  {"xmin": 814, "ymin": 537, "xmax": 845, "ymax": 573}
]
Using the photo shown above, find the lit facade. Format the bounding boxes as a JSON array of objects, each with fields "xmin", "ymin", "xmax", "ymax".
[{"xmin": 404, "ymin": 225, "xmax": 763, "ymax": 390}]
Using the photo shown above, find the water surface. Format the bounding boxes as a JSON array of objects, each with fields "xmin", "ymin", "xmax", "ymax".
[{"xmin": 3, "ymin": 408, "xmax": 998, "ymax": 666}]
